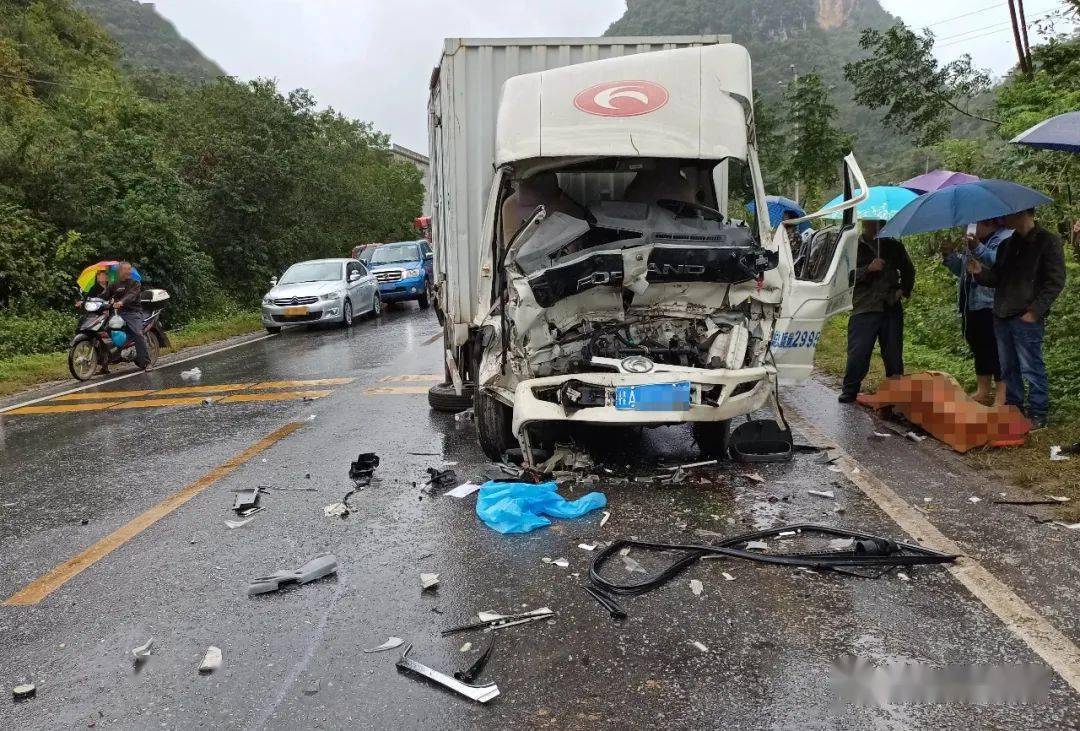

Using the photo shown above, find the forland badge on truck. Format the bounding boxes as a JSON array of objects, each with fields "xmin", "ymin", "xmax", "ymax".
[{"xmin": 573, "ymin": 80, "xmax": 669, "ymax": 117}]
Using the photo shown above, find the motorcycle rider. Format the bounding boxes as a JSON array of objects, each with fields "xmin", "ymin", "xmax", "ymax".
[
  {"xmin": 105, "ymin": 262, "xmax": 150, "ymax": 370},
  {"xmin": 76, "ymin": 270, "xmax": 110, "ymax": 308}
]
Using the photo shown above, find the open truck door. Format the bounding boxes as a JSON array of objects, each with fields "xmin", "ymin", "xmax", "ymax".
[{"xmin": 770, "ymin": 154, "xmax": 869, "ymax": 384}]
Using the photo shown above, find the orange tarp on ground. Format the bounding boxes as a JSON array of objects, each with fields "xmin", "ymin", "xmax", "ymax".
[{"xmin": 856, "ymin": 371, "xmax": 1030, "ymax": 453}]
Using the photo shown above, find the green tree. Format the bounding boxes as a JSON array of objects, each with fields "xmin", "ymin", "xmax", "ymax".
[
  {"xmin": 785, "ymin": 74, "xmax": 854, "ymax": 205},
  {"xmin": 843, "ymin": 25, "xmax": 997, "ymax": 146}
]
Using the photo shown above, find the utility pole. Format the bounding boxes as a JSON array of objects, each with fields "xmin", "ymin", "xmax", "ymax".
[
  {"xmin": 789, "ymin": 64, "xmax": 800, "ymax": 205},
  {"xmin": 1016, "ymin": 0, "xmax": 1034, "ymax": 72},
  {"xmin": 1007, "ymin": 0, "xmax": 1032, "ymax": 76}
]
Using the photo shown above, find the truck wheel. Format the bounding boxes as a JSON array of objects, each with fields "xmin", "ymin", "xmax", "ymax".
[
  {"xmin": 417, "ymin": 286, "xmax": 430, "ymax": 310},
  {"xmin": 476, "ymin": 389, "xmax": 516, "ymax": 461},
  {"xmin": 692, "ymin": 420, "xmax": 732, "ymax": 459},
  {"xmin": 427, "ymin": 382, "xmax": 474, "ymax": 413}
]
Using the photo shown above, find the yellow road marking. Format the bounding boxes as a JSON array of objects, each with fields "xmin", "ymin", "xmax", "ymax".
[
  {"xmin": 378, "ymin": 374, "xmax": 442, "ymax": 383},
  {"xmin": 51, "ymin": 390, "xmax": 153, "ymax": 401},
  {"xmin": 785, "ymin": 406, "xmax": 1080, "ymax": 695},
  {"xmin": 251, "ymin": 378, "xmax": 354, "ymax": 389},
  {"xmin": 155, "ymin": 383, "xmax": 254, "ymax": 395},
  {"xmin": 3, "ymin": 421, "xmax": 305, "ymax": 606},
  {"xmin": 362, "ymin": 386, "xmax": 431, "ymax": 395},
  {"xmin": 219, "ymin": 389, "xmax": 331, "ymax": 403},
  {"xmin": 6, "ymin": 402, "xmax": 122, "ymax": 415},
  {"xmin": 110, "ymin": 396, "xmax": 221, "ymax": 409}
]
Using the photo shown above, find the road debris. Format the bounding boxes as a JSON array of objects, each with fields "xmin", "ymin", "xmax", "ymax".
[
  {"xmin": 363, "ymin": 637, "xmax": 404, "ymax": 653},
  {"xmin": 247, "ymin": 554, "xmax": 338, "ymax": 597},
  {"xmin": 1053, "ymin": 522, "xmax": 1080, "ymax": 530},
  {"xmin": 349, "ymin": 453, "xmax": 380, "ymax": 484},
  {"xmin": 739, "ymin": 472, "xmax": 765, "ymax": 483},
  {"xmin": 131, "ymin": 638, "xmax": 154, "ymax": 664},
  {"xmin": 578, "ymin": 543, "xmax": 597, "ymax": 551},
  {"xmin": 459, "ymin": 642, "xmax": 472, "ymax": 652},
  {"xmin": 455, "ymin": 637, "xmax": 496, "ymax": 683},
  {"xmin": 323, "ymin": 503, "xmax": 349, "ymax": 518},
  {"xmin": 198, "ymin": 646, "xmax": 222, "ymax": 674},
  {"xmin": 807, "ymin": 489, "xmax": 835, "ymax": 499},
  {"xmin": 12, "ymin": 683, "xmax": 35, "ymax": 701},
  {"xmin": 445, "ymin": 482, "xmax": 481, "ymax": 499},
  {"xmin": 897, "ymin": 572, "xmax": 911, "ymax": 581},
  {"xmin": 303, "ymin": 680, "xmax": 321, "ymax": 696},
  {"xmin": 426, "ymin": 467, "xmax": 458, "ymax": 492},
  {"xmin": 828, "ymin": 538, "xmax": 855, "ymax": 551},
  {"xmin": 600, "ymin": 511, "xmax": 611, "ymax": 527},
  {"xmin": 869, "ymin": 431, "xmax": 892, "ymax": 439},
  {"xmin": 689, "ymin": 579, "xmax": 704, "ymax": 596},
  {"xmin": 905, "ymin": 431, "xmax": 927, "ymax": 443},
  {"xmin": 664, "ymin": 459, "xmax": 717, "ymax": 471},
  {"xmin": 815, "ymin": 450, "xmax": 842, "ymax": 464},
  {"xmin": 621, "ymin": 555, "xmax": 646, "ymax": 574},
  {"xmin": 395, "ymin": 644, "xmax": 499, "ymax": 704},
  {"xmin": 224, "ymin": 516, "xmax": 256, "ymax": 529},
  {"xmin": 441, "ymin": 607, "xmax": 554, "ymax": 636},
  {"xmin": 538, "ymin": 444, "xmax": 595, "ymax": 472},
  {"xmin": 690, "ymin": 641, "xmax": 709, "ymax": 653},
  {"xmin": 745, "ymin": 540, "xmax": 768, "ymax": 551},
  {"xmin": 722, "ymin": 572, "xmax": 735, "ymax": 581},
  {"xmin": 968, "ymin": 496, "xmax": 982, "ymax": 504},
  {"xmin": 828, "ymin": 465, "xmax": 845, "ymax": 473},
  {"xmin": 475, "ymin": 481, "xmax": 606, "ymax": 534},
  {"xmin": 180, "ymin": 367, "xmax": 202, "ymax": 382},
  {"xmin": 1050, "ymin": 446, "xmax": 1071, "ymax": 461},
  {"xmin": 454, "ymin": 408, "xmax": 475, "ymax": 423},
  {"xmin": 541, "ymin": 557, "xmax": 569, "ymax": 568},
  {"xmin": 232, "ymin": 488, "xmax": 262, "ymax": 513},
  {"xmin": 420, "ymin": 573, "xmax": 440, "ymax": 591},
  {"xmin": 583, "ymin": 586, "xmax": 626, "ymax": 619}
]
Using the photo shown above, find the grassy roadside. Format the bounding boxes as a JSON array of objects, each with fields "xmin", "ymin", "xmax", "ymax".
[
  {"xmin": 816, "ymin": 314, "xmax": 1080, "ymax": 519},
  {"xmin": 0, "ymin": 310, "xmax": 262, "ymax": 398}
]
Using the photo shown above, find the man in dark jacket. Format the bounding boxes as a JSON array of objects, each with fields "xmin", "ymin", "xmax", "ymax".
[
  {"xmin": 106, "ymin": 262, "xmax": 150, "ymax": 370},
  {"xmin": 969, "ymin": 209, "xmax": 1066, "ymax": 427},
  {"xmin": 839, "ymin": 219, "xmax": 916, "ymax": 403}
]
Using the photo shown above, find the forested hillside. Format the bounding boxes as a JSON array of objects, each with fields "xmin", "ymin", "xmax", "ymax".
[
  {"xmin": 0, "ymin": 0, "xmax": 422, "ymax": 360},
  {"xmin": 73, "ymin": 0, "xmax": 223, "ymax": 82}
]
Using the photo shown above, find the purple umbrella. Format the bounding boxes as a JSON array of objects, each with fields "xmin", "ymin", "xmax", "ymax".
[{"xmin": 899, "ymin": 169, "xmax": 980, "ymax": 194}]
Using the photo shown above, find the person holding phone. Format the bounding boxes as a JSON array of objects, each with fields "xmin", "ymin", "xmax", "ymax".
[{"xmin": 942, "ymin": 219, "xmax": 1012, "ymax": 405}]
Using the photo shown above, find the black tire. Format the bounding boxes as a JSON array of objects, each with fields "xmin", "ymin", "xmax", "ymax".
[
  {"xmin": 417, "ymin": 285, "xmax": 430, "ymax": 310},
  {"xmin": 265, "ymin": 326, "xmax": 282, "ymax": 334},
  {"xmin": 475, "ymin": 389, "xmax": 517, "ymax": 461},
  {"xmin": 427, "ymin": 381, "xmax": 474, "ymax": 413},
  {"xmin": 68, "ymin": 335, "xmax": 99, "ymax": 381},
  {"xmin": 692, "ymin": 420, "xmax": 732, "ymax": 459},
  {"xmin": 342, "ymin": 299, "xmax": 354, "ymax": 328},
  {"xmin": 366, "ymin": 291, "xmax": 381, "ymax": 319}
]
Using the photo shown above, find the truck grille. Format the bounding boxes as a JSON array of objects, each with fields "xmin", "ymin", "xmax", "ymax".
[
  {"xmin": 272, "ymin": 296, "xmax": 318, "ymax": 306},
  {"xmin": 375, "ymin": 270, "xmax": 403, "ymax": 283}
]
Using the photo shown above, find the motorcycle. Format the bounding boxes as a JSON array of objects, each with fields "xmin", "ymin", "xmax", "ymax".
[{"xmin": 68, "ymin": 288, "xmax": 171, "ymax": 381}]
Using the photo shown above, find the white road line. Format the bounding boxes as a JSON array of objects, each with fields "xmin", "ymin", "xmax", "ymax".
[
  {"xmin": 785, "ymin": 406, "xmax": 1080, "ymax": 695},
  {"xmin": 0, "ymin": 333, "xmax": 277, "ymax": 414}
]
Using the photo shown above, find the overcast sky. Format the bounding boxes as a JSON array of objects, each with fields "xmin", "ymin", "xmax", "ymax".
[{"xmin": 152, "ymin": 0, "xmax": 1073, "ymax": 152}]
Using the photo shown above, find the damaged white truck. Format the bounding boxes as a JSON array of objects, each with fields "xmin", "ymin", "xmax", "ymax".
[{"xmin": 427, "ymin": 36, "xmax": 868, "ymax": 460}]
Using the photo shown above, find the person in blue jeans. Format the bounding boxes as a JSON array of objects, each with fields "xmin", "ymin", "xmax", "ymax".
[
  {"xmin": 969, "ymin": 209, "xmax": 1066, "ymax": 428},
  {"xmin": 942, "ymin": 219, "xmax": 1012, "ymax": 405}
]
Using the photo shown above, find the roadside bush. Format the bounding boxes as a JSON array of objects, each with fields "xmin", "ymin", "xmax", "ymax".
[{"xmin": 0, "ymin": 310, "xmax": 77, "ymax": 359}]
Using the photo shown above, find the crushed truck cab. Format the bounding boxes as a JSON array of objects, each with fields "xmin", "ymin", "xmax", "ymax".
[{"xmin": 427, "ymin": 38, "xmax": 867, "ymax": 460}]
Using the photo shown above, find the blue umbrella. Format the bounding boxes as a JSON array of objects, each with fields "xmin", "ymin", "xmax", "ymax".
[
  {"xmin": 879, "ymin": 180, "xmax": 1052, "ymax": 239},
  {"xmin": 822, "ymin": 186, "xmax": 918, "ymax": 221},
  {"xmin": 746, "ymin": 195, "xmax": 810, "ymax": 232},
  {"xmin": 1011, "ymin": 111, "xmax": 1080, "ymax": 153}
]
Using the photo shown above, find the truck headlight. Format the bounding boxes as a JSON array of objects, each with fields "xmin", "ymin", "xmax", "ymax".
[{"xmin": 405, "ymin": 268, "xmax": 421, "ymax": 277}]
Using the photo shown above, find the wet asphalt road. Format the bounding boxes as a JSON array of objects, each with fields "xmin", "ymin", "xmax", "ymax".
[{"xmin": 0, "ymin": 304, "xmax": 1078, "ymax": 729}]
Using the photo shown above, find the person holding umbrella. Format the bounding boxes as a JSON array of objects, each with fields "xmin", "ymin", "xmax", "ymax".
[
  {"xmin": 968, "ymin": 209, "xmax": 1066, "ymax": 428},
  {"xmin": 941, "ymin": 218, "xmax": 1012, "ymax": 406},
  {"xmin": 838, "ymin": 219, "xmax": 916, "ymax": 403}
]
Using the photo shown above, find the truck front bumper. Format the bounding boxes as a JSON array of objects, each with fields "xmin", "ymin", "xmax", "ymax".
[{"xmin": 510, "ymin": 366, "xmax": 774, "ymax": 436}]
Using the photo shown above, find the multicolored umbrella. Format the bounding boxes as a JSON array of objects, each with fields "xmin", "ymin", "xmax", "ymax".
[
  {"xmin": 822, "ymin": 186, "xmax": 918, "ymax": 221},
  {"xmin": 899, "ymin": 169, "xmax": 980, "ymax": 193},
  {"xmin": 77, "ymin": 261, "xmax": 141, "ymax": 293}
]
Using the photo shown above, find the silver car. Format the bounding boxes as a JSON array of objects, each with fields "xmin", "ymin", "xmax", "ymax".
[{"xmin": 261, "ymin": 258, "xmax": 380, "ymax": 333}]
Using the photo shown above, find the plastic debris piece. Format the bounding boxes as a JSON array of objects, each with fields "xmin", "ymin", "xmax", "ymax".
[
  {"xmin": 1048, "ymin": 495, "xmax": 1071, "ymax": 503},
  {"xmin": 363, "ymin": 636, "xmax": 404, "ymax": 653},
  {"xmin": 476, "ymin": 611, "xmax": 505, "ymax": 623},
  {"xmin": 180, "ymin": 367, "xmax": 202, "ymax": 382},
  {"xmin": 1050, "ymin": 446, "xmax": 1070, "ymax": 461},
  {"xmin": 689, "ymin": 579, "xmax": 704, "ymax": 596},
  {"xmin": 828, "ymin": 538, "xmax": 855, "ymax": 551},
  {"xmin": 621, "ymin": 555, "xmax": 646, "ymax": 574},
  {"xmin": 420, "ymin": 573, "xmax": 440, "ymax": 591},
  {"xmin": 600, "ymin": 511, "xmax": 610, "ymax": 527},
  {"xmin": 905, "ymin": 431, "xmax": 927, "ymax": 443},
  {"xmin": 745, "ymin": 540, "xmax": 768, "ymax": 551},
  {"xmin": 475, "ymin": 481, "xmax": 606, "ymax": 534},
  {"xmin": 12, "ymin": 683, "xmax": 35, "ymax": 701},
  {"xmin": 304, "ymin": 680, "xmax": 321, "ymax": 696},
  {"xmin": 445, "ymin": 482, "xmax": 481, "ymax": 499},
  {"xmin": 132, "ymin": 638, "xmax": 154, "ymax": 663},
  {"xmin": 778, "ymin": 530, "xmax": 797, "ymax": 537},
  {"xmin": 237, "ymin": 506, "xmax": 263, "ymax": 518},
  {"xmin": 690, "ymin": 641, "xmax": 709, "ymax": 653},
  {"xmin": 870, "ymin": 431, "xmax": 891, "ymax": 439},
  {"xmin": 897, "ymin": 572, "xmax": 911, "ymax": 581},
  {"xmin": 578, "ymin": 543, "xmax": 597, "ymax": 551},
  {"xmin": 807, "ymin": 489, "xmax": 835, "ymax": 499},
  {"xmin": 544, "ymin": 558, "xmax": 569, "ymax": 568},
  {"xmin": 1053, "ymin": 522, "xmax": 1080, "ymax": 530},
  {"xmin": 224, "ymin": 517, "xmax": 255, "ymax": 529},
  {"xmin": 323, "ymin": 502, "xmax": 349, "ymax": 518},
  {"xmin": 828, "ymin": 465, "xmax": 845, "ymax": 473},
  {"xmin": 232, "ymin": 488, "xmax": 260, "ymax": 513},
  {"xmin": 198, "ymin": 646, "xmax": 222, "ymax": 674},
  {"xmin": 739, "ymin": 472, "xmax": 765, "ymax": 483},
  {"xmin": 722, "ymin": 572, "xmax": 735, "ymax": 581},
  {"xmin": 968, "ymin": 496, "xmax": 982, "ymax": 504},
  {"xmin": 247, "ymin": 554, "xmax": 337, "ymax": 596},
  {"xmin": 459, "ymin": 642, "xmax": 472, "ymax": 652}
]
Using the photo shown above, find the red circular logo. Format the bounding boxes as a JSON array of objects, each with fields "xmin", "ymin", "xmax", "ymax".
[{"xmin": 573, "ymin": 80, "xmax": 669, "ymax": 117}]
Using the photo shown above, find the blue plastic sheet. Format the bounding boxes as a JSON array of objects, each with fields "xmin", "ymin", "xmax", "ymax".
[{"xmin": 475, "ymin": 481, "xmax": 607, "ymax": 534}]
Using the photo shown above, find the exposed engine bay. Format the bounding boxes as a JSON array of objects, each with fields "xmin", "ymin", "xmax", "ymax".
[{"xmin": 482, "ymin": 195, "xmax": 782, "ymax": 388}]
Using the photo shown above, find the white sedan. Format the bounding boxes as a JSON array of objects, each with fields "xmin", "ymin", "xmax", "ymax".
[{"xmin": 261, "ymin": 258, "xmax": 380, "ymax": 333}]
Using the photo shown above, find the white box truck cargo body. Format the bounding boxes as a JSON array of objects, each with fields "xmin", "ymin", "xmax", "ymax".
[
  {"xmin": 428, "ymin": 36, "xmax": 730, "ymax": 349},
  {"xmin": 426, "ymin": 36, "xmax": 869, "ymax": 462}
]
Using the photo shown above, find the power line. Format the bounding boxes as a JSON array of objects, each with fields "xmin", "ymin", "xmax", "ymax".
[
  {"xmin": 938, "ymin": 26, "xmax": 1019, "ymax": 48},
  {"xmin": 936, "ymin": 7, "xmax": 1055, "ymax": 42},
  {"xmin": 925, "ymin": 2, "xmax": 1008, "ymax": 28}
]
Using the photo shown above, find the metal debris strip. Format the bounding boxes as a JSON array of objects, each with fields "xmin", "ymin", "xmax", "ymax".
[
  {"xmin": 600, "ymin": 511, "xmax": 611, "ymax": 527},
  {"xmin": 441, "ymin": 607, "xmax": 554, "ymax": 636},
  {"xmin": 247, "ymin": 554, "xmax": 338, "ymax": 597},
  {"xmin": 224, "ymin": 516, "xmax": 256, "ymax": 529},
  {"xmin": 395, "ymin": 644, "xmax": 499, "ymax": 704},
  {"xmin": 664, "ymin": 459, "xmax": 717, "ymax": 471},
  {"xmin": 690, "ymin": 641, "xmax": 709, "ymax": 653},
  {"xmin": 131, "ymin": 638, "xmax": 154, "ymax": 664},
  {"xmin": 419, "ymin": 573, "xmax": 440, "ymax": 591},
  {"xmin": 198, "ymin": 646, "xmax": 222, "ymax": 674},
  {"xmin": 587, "ymin": 524, "xmax": 959, "ymax": 598},
  {"xmin": 363, "ymin": 637, "xmax": 405, "ymax": 653},
  {"xmin": 807, "ymin": 489, "xmax": 835, "ymax": 499}
]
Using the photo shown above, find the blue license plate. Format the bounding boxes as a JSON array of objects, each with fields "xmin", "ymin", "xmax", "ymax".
[{"xmin": 614, "ymin": 381, "xmax": 691, "ymax": 411}]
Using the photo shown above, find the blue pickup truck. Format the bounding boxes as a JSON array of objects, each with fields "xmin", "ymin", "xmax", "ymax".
[{"xmin": 363, "ymin": 240, "xmax": 434, "ymax": 309}]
